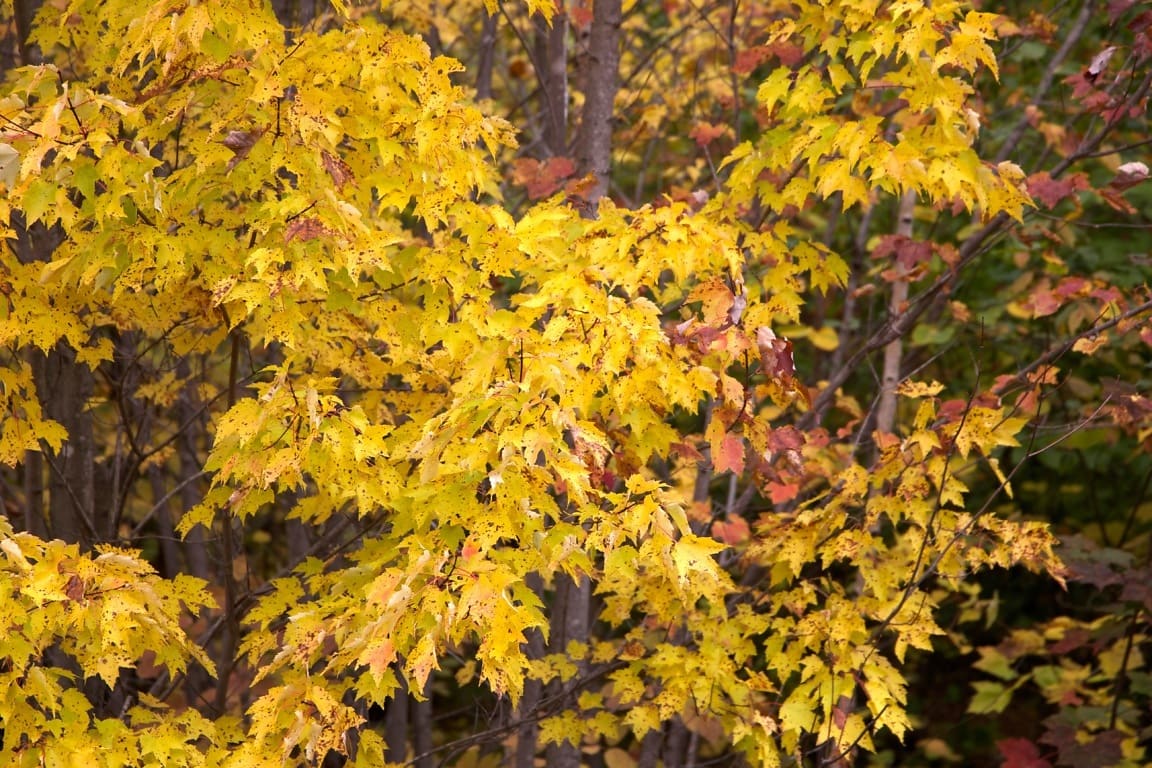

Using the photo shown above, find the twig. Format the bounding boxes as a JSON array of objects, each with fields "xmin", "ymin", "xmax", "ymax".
[{"xmin": 995, "ymin": 0, "xmax": 1097, "ymax": 164}]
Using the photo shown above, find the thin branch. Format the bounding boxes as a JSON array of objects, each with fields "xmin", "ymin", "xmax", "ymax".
[
  {"xmin": 130, "ymin": 471, "xmax": 210, "ymax": 539},
  {"xmin": 1077, "ymin": 135, "xmax": 1152, "ymax": 159},
  {"xmin": 995, "ymin": 0, "xmax": 1097, "ymax": 163},
  {"xmin": 803, "ymin": 215, "xmax": 1013, "ymax": 428},
  {"xmin": 994, "ymin": 298, "xmax": 1152, "ymax": 391},
  {"xmin": 37, "ymin": 443, "xmax": 99, "ymax": 541}
]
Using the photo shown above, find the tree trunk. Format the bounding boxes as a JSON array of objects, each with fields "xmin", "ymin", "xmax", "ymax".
[
  {"xmin": 176, "ymin": 359, "xmax": 211, "ymax": 578},
  {"xmin": 412, "ymin": 680, "xmax": 434, "ymax": 768},
  {"xmin": 535, "ymin": 4, "xmax": 568, "ymax": 156},
  {"xmin": 384, "ymin": 672, "xmax": 410, "ymax": 763},
  {"xmin": 545, "ymin": 573, "xmax": 590, "ymax": 768},
  {"xmin": 663, "ymin": 718, "xmax": 689, "ymax": 768},
  {"xmin": 475, "ymin": 13, "xmax": 499, "ymax": 102},
  {"xmin": 576, "ymin": 0, "xmax": 623, "ymax": 205},
  {"xmin": 637, "ymin": 728, "xmax": 664, "ymax": 768},
  {"xmin": 873, "ymin": 190, "xmax": 917, "ymax": 457},
  {"xmin": 21, "ymin": 447, "xmax": 47, "ymax": 537},
  {"xmin": 516, "ymin": 572, "xmax": 546, "ymax": 768}
]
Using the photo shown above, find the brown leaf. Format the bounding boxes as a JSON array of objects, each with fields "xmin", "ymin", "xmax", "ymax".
[
  {"xmin": 65, "ymin": 574, "xmax": 86, "ymax": 602},
  {"xmin": 222, "ymin": 130, "xmax": 259, "ymax": 152},
  {"xmin": 285, "ymin": 217, "xmax": 329, "ymax": 243},
  {"xmin": 222, "ymin": 128, "xmax": 263, "ymax": 170},
  {"xmin": 321, "ymin": 150, "xmax": 354, "ymax": 189},
  {"xmin": 873, "ymin": 234, "xmax": 934, "ymax": 273},
  {"xmin": 1108, "ymin": 161, "xmax": 1149, "ymax": 191},
  {"xmin": 1097, "ymin": 186, "xmax": 1138, "ymax": 214},
  {"xmin": 767, "ymin": 425, "xmax": 805, "ymax": 452},
  {"xmin": 756, "ymin": 327, "xmax": 795, "ymax": 380}
]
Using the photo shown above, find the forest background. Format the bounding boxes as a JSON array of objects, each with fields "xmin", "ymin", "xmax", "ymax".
[{"xmin": 0, "ymin": 0, "xmax": 1150, "ymax": 766}]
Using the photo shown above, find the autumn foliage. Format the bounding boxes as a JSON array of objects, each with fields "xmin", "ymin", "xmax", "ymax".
[{"xmin": 1, "ymin": 0, "xmax": 1150, "ymax": 766}]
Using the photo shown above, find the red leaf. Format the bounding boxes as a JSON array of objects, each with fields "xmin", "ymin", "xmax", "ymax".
[
  {"xmin": 1089, "ymin": 285, "xmax": 1122, "ymax": 303},
  {"xmin": 1040, "ymin": 720, "xmax": 1124, "ymax": 767},
  {"xmin": 512, "ymin": 156, "xmax": 578, "ymax": 199},
  {"xmin": 1047, "ymin": 627, "xmax": 1092, "ymax": 654},
  {"xmin": 732, "ymin": 47, "xmax": 771, "ymax": 75},
  {"xmin": 1025, "ymin": 171, "xmax": 1089, "ymax": 209},
  {"xmin": 874, "ymin": 234, "xmax": 934, "ymax": 270},
  {"xmin": 997, "ymin": 738, "xmax": 1051, "ymax": 768},
  {"xmin": 768, "ymin": 41, "xmax": 806, "ymax": 67},
  {"xmin": 1025, "ymin": 287, "xmax": 1061, "ymax": 318},
  {"xmin": 767, "ymin": 425, "xmax": 805, "ymax": 452},
  {"xmin": 1109, "ymin": 161, "xmax": 1149, "ymax": 191},
  {"xmin": 1096, "ymin": 188, "xmax": 1133, "ymax": 216},
  {"xmin": 1054, "ymin": 276, "xmax": 1089, "ymax": 299},
  {"xmin": 1108, "ymin": 0, "xmax": 1136, "ymax": 23}
]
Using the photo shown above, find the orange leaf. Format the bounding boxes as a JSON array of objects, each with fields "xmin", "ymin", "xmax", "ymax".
[
  {"xmin": 689, "ymin": 121, "xmax": 728, "ymax": 147},
  {"xmin": 714, "ymin": 433, "xmax": 745, "ymax": 474},
  {"xmin": 712, "ymin": 515, "xmax": 750, "ymax": 545},
  {"xmin": 767, "ymin": 481, "xmax": 799, "ymax": 504}
]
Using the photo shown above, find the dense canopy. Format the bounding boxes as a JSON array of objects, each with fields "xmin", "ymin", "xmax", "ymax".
[{"xmin": 0, "ymin": 0, "xmax": 1149, "ymax": 766}]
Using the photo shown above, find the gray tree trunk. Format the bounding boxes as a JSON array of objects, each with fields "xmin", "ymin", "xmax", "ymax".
[{"xmin": 575, "ymin": 0, "xmax": 623, "ymax": 205}]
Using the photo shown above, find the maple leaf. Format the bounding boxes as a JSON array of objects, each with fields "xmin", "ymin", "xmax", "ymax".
[
  {"xmin": 1040, "ymin": 719, "xmax": 1125, "ymax": 768},
  {"xmin": 1024, "ymin": 286, "xmax": 1061, "ymax": 318},
  {"xmin": 512, "ymin": 156, "xmax": 578, "ymax": 199},
  {"xmin": 689, "ymin": 121, "xmax": 729, "ymax": 147},
  {"xmin": 711, "ymin": 515, "xmax": 750, "ymax": 545},
  {"xmin": 569, "ymin": 1, "xmax": 593, "ymax": 30},
  {"xmin": 285, "ymin": 217, "xmax": 329, "ymax": 243},
  {"xmin": 997, "ymin": 738, "xmax": 1052, "ymax": 768},
  {"xmin": 766, "ymin": 481, "xmax": 799, "ymax": 504},
  {"xmin": 732, "ymin": 47, "xmax": 772, "ymax": 75},
  {"xmin": 873, "ymin": 234, "xmax": 933, "ymax": 271},
  {"xmin": 756, "ymin": 327, "xmax": 795, "ymax": 380},
  {"xmin": 1024, "ymin": 171, "xmax": 1089, "ymax": 209},
  {"xmin": 221, "ymin": 128, "xmax": 262, "ymax": 170},
  {"xmin": 321, "ymin": 150, "xmax": 354, "ymax": 189},
  {"xmin": 1084, "ymin": 46, "xmax": 1118, "ymax": 83},
  {"xmin": 1108, "ymin": 160, "xmax": 1149, "ymax": 190},
  {"xmin": 713, "ymin": 432, "xmax": 745, "ymax": 474},
  {"xmin": 0, "ymin": 142, "xmax": 17, "ymax": 189}
]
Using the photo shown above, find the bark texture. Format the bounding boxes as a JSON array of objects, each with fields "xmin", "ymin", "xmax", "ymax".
[{"xmin": 576, "ymin": 0, "xmax": 623, "ymax": 205}]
